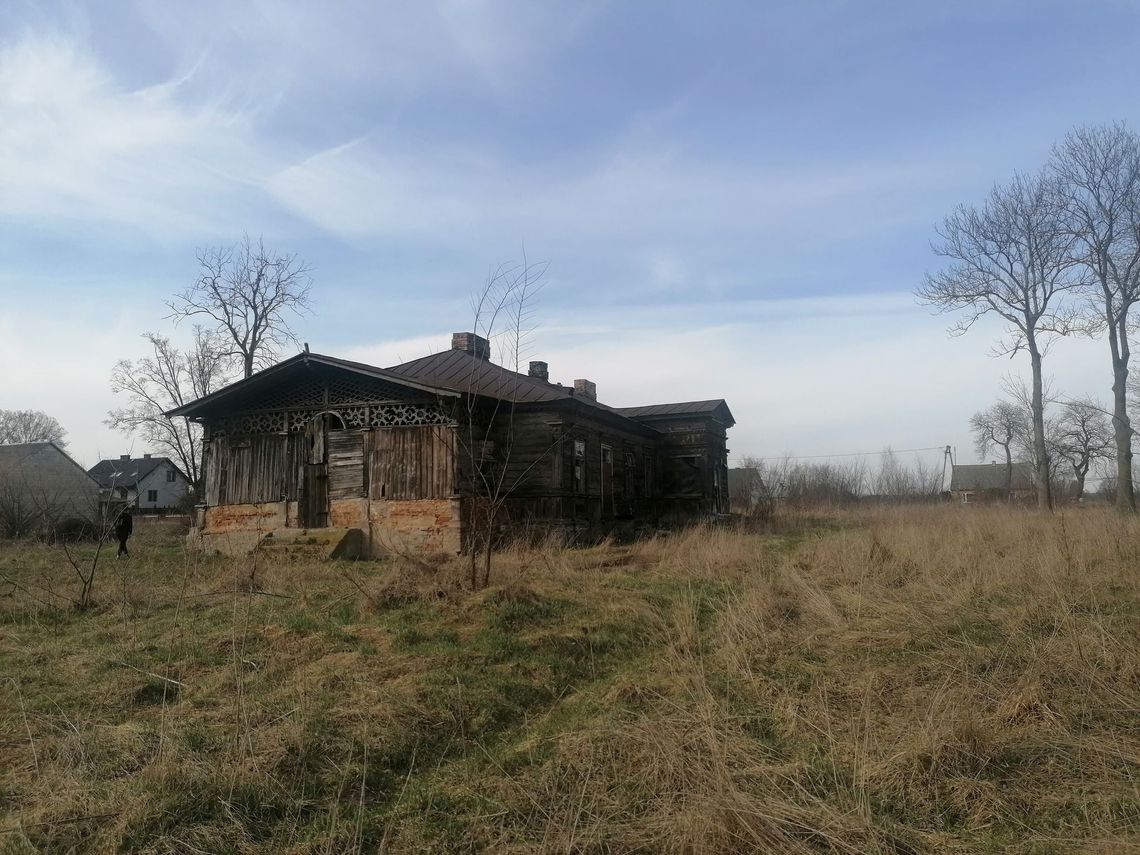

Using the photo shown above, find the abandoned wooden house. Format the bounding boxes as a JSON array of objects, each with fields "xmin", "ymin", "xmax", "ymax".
[{"xmin": 168, "ymin": 332, "xmax": 734, "ymax": 557}]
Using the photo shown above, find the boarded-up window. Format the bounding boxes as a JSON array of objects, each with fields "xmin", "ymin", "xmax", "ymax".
[
  {"xmin": 206, "ymin": 434, "xmax": 295, "ymax": 505},
  {"xmin": 371, "ymin": 426, "xmax": 455, "ymax": 500},
  {"xmin": 327, "ymin": 430, "xmax": 365, "ymax": 499}
]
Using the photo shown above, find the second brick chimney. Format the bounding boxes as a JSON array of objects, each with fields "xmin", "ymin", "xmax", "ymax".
[
  {"xmin": 528, "ymin": 361, "xmax": 549, "ymax": 382},
  {"xmin": 451, "ymin": 332, "xmax": 491, "ymax": 361},
  {"xmin": 573, "ymin": 379, "xmax": 597, "ymax": 401}
]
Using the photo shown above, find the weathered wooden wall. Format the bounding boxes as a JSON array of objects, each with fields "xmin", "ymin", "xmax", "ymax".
[
  {"xmin": 197, "ymin": 390, "xmax": 730, "ymax": 552},
  {"xmin": 204, "ymin": 434, "xmax": 300, "ymax": 506},
  {"xmin": 471, "ymin": 406, "xmax": 659, "ymax": 525},
  {"xmin": 369, "ymin": 425, "xmax": 456, "ymax": 500},
  {"xmin": 328, "ymin": 431, "xmax": 365, "ymax": 499},
  {"xmin": 650, "ymin": 416, "xmax": 730, "ymax": 515}
]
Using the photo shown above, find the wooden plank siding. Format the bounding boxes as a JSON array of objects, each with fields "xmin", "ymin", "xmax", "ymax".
[
  {"xmin": 474, "ymin": 408, "xmax": 659, "ymax": 522},
  {"xmin": 370, "ymin": 425, "xmax": 456, "ymax": 500},
  {"xmin": 327, "ymin": 430, "xmax": 365, "ymax": 499},
  {"xmin": 650, "ymin": 415, "xmax": 731, "ymax": 514},
  {"xmin": 205, "ymin": 434, "xmax": 299, "ymax": 506}
]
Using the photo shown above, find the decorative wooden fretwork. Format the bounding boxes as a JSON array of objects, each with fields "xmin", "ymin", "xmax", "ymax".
[
  {"xmin": 236, "ymin": 410, "xmax": 287, "ymax": 434},
  {"xmin": 204, "ymin": 369, "xmax": 457, "ymax": 435},
  {"xmin": 212, "ymin": 401, "xmax": 453, "ymax": 436},
  {"xmin": 368, "ymin": 402, "xmax": 452, "ymax": 428},
  {"xmin": 342, "ymin": 406, "xmax": 369, "ymax": 428}
]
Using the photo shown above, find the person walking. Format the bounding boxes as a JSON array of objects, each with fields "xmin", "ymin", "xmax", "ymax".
[{"xmin": 115, "ymin": 508, "xmax": 133, "ymax": 558}]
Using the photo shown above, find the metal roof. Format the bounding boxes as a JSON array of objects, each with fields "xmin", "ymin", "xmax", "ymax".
[
  {"xmin": 616, "ymin": 400, "xmax": 735, "ymax": 426},
  {"xmin": 385, "ymin": 349, "xmax": 570, "ymax": 404},
  {"xmin": 88, "ymin": 455, "xmax": 186, "ymax": 488},
  {"xmin": 168, "ymin": 348, "xmax": 734, "ymax": 438},
  {"xmin": 0, "ymin": 444, "xmax": 103, "ymax": 499},
  {"xmin": 166, "ymin": 352, "xmax": 459, "ymax": 418}
]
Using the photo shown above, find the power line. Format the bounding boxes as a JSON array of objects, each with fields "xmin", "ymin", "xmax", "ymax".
[{"xmin": 741, "ymin": 445, "xmax": 948, "ymax": 462}]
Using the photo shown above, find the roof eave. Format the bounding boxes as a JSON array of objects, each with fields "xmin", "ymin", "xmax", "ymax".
[{"xmin": 166, "ymin": 353, "xmax": 460, "ymax": 419}]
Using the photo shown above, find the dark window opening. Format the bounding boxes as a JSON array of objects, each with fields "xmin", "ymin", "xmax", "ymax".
[
  {"xmin": 573, "ymin": 439, "xmax": 586, "ymax": 493},
  {"xmin": 147, "ymin": 489, "xmax": 158, "ymax": 503},
  {"xmin": 166, "ymin": 469, "xmax": 176, "ymax": 482}
]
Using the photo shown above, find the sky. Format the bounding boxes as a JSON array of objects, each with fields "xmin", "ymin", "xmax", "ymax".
[{"xmin": 2, "ymin": 0, "xmax": 1138, "ymax": 479}]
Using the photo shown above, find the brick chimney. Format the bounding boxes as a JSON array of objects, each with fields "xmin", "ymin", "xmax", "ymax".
[
  {"xmin": 143, "ymin": 453, "xmax": 152, "ymax": 459},
  {"xmin": 528, "ymin": 361, "xmax": 549, "ymax": 382},
  {"xmin": 451, "ymin": 332, "xmax": 491, "ymax": 361},
  {"xmin": 574, "ymin": 379, "xmax": 597, "ymax": 401},
  {"xmin": 119, "ymin": 454, "xmax": 130, "ymax": 461}
]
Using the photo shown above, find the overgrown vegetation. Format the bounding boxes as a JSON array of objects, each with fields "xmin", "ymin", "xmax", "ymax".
[{"xmin": 1, "ymin": 508, "xmax": 1137, "ymax": 852}]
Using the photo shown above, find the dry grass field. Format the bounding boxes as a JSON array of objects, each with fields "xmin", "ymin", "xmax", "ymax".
[{"xmin": 1, "ymin": 507, "xmax": 1138, "ymax": 853}]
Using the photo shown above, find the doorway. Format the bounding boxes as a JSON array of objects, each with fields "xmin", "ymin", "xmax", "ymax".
[
  {"xmin": 601, "ymin": 444, "xmax": 614, "ymax": 517},
  {"xmin": 300, "ymin": 412, "xmax": 344, "ymax": 528}
]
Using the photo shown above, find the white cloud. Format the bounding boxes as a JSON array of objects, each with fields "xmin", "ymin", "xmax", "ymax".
[
  {"xmin": 0, "ymin": 32, "xmax": 261, "ymax": 236},
  {"xmin": 264, "ymin": 133, "xmax": 941, "ymax": 252}
]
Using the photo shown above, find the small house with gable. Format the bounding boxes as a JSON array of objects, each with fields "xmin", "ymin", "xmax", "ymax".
[
  {"xmin": 0, "ymin": 442, "xmax": 103, "ymax": 536},
  {"xmin": 949, "ymin": 461, "xmax": 1036, "ymax": 504}
]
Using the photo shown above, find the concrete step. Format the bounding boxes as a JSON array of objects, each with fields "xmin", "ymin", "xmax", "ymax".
[{"xmin": 255, "ymin": 527, "xmax": 366, "ymax": 560}]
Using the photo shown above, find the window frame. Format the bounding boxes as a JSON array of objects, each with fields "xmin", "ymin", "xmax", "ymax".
[{"xmin": 573, "ymin": 438, "xmax": 586, "ymax": 494}]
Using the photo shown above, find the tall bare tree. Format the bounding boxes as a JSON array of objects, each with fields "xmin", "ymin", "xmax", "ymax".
[
  {"xmin": 107, "ymin": 328, "xmax": 232, "ymax": 486},
  {"xmin": 0, "ymin": 410, "xmax": 67, "ymax": 447},
  {"xmin": 1050, "ymin": 398, "xmax": 1114, "ymax": 501},
  {"xmin": 919, "ymin": 172, "xmax": 1080, "ymax": 509},
  {"xmin": 970, "ymin": 401, "xmax": 1028, "ymax": 500},
  {"xmin": 169, "ymin": 235, "xmax": 313, "ymax": 378},
  {"xmin": 457, "ymin": 257, "xmax": 548, "ymax": 589},
  {"xmin": 1050, "ymin": 122, "xmax": 1140, "ymax": 511}
]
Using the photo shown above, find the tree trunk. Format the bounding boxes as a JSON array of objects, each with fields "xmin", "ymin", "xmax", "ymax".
[
  {"xmin": 243, "ymin": 352, "xmax": 255, "ymax": 379},
  {"xmin": 1003, "ymin": 443, "xmax": 1013, "ymax": 503},
  {"xmin": 1074, "ymin": 467, "xmax": 1086, "ymax": 502},
  {"xmin": 1109, "ymin": 319, "xmax": 1136, "ymax": 511},
  {"xmin": 1029, "ymin": 345, "xmax": 1053, "ymax": 511}
]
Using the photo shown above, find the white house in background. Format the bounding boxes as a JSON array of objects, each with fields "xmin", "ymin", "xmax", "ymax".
[{"xmin": 88, "ymin": 453, "xmax": 192, "ymax": 512}]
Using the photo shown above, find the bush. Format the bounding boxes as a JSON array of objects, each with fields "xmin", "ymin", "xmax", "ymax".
[{"xmin": 51, "ymin": 517, "xmax": 100, "ymax": 542}]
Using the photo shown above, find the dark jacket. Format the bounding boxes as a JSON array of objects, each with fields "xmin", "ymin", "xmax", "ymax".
[{"xmin": 115, "ymin": 512, "xmax": 133, "ymax": 539}]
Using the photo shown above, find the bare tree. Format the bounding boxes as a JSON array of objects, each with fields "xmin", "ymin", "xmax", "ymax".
[
  {"xmin": 0, "ymin": 410, "xmax": 67, "ymax": 447},
  {"xmin": 970, "ymin": 401, "xmax": 1028, "ymax": 500},
  {"xmin": 873, "ymin": 448, "xmax": 944, "ymax": 501},
  {"xmin": 169, "ymin": 235, "xmax": 313, "ymax": 378},
  {"xmin": 1050, "ymin": 398, "xmax": 1114, "ymax": 501},
  {"xmin": 107, "ymin": 328, "xmax": 232, "ymax": 487},
  {"xmin": 759, "ymin": 456, "xmax": 868, "ymax": 508},
  {"xmin": 0, "ymin": 476, "xmax": 66, "ymax": 538},
  {"xmin": 1050, "ymin": 123, "xmax": 1140, "ymax": 511},
  {"xmin": 919, "ymin": 172, "xmax": 1080, "ymax": 509},
  {"xmin": 456, "ymin": 257, "xmax": 549, "ymax": 589}
]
